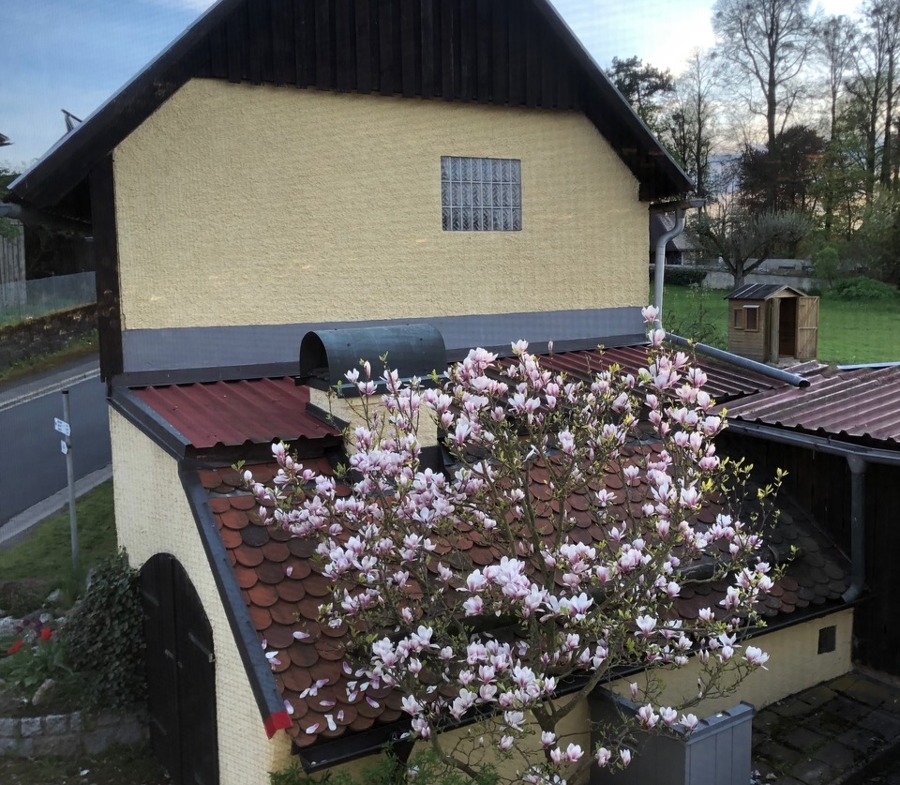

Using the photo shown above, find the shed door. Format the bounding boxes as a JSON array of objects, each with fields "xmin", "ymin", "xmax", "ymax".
[
  {"xmin": 141, "ymin": 553, "xmax": 218, "ymax": 785},
  {"xmin": 797, "ymin": 297, "xmax": 819, "ymax": 360},
  {"xmin": 778, "ymin": 297, "xmax": 798, "ymax": 357}
]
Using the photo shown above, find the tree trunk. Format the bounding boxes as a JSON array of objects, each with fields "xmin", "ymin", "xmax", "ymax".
[{"xmin": 883, "ymin": 49, "xmax": 895, "ymax": 186}]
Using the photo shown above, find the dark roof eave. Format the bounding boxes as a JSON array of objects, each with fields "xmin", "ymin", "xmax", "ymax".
[
  {"xmin": 8, "ymin": 0, "xmax": 243, "ymax": 210},
  {"xmin": 11, "ymin": 0, "xmax": 691, "ymax": 211},
  {"xmin": 531, "ymin": 0, "xmax": 693, "ymax": 200}
]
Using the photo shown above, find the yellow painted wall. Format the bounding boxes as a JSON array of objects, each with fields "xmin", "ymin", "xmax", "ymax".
[
  {"xmin": 109, "ymin": 410, "xmax": 293, "ymax": 784},
  {"xmin": 309, "ymin": 611, "xmax": 854, "ymax": 781},
  {"xmin": 609, "ymin": 609, "xmax": 854, "ymax": 714},
  {"xmin": 112, "ymin": 80, "xmax": 647, "ymax": 331}
]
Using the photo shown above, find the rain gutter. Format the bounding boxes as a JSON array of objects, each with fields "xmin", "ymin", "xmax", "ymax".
[
  {"xmin": 668, "ymin": 335, "xmax": 810, "ymax": 388},
  {"xmin": 724, "ymin": 419, "xmax": 900, "ymax": 603}
]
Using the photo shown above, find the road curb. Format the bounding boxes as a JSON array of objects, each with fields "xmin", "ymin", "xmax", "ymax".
[{"xmin": 0, "ymin": 465, "xmax": 112, "ymax": 550}]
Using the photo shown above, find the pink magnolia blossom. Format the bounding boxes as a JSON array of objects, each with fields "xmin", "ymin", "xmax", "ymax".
[{"xmin": 251, "ymin": 309, "xmax": 780, "ymax": 785}]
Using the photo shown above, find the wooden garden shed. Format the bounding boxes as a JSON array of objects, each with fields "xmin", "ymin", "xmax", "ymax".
[{"xmin": 726, "ymin": 284, "xmax": 819, "ymax": 364}]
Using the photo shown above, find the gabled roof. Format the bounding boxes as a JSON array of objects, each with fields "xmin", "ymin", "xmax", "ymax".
[
  {"xmin": 726, "ymin": 366, "xmax": 900, "ymax": 447},
  {"xmin": 726, "ymin": 283, "xmax": 807, "ymax": 301},
  {"xmin": 9, "ymin": 0, "xmax": 691, "ymax": 212}
]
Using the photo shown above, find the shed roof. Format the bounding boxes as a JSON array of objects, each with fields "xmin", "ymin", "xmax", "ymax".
[
  {"xmin": 725, "ymin": 366, "xmax": 900, "ymax": 446},
  {"xmin": 8, "ymin": 0, "xmax": 691, "ymax": 214},
  {"xmin": 726, "ymin": 284, "xmax": 807, "ymax": 301}
]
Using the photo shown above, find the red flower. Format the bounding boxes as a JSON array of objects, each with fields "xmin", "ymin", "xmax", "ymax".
[
  {"xmin": 6, "ymin": 639, "xmax": 24, "ymax": 655},
  {"xmin": 39, "ymin": 627, "xmax": 53, "ymax": 641}
]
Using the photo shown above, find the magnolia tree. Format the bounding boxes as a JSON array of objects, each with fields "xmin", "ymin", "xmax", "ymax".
[{"xmin": 250, "ymin": 308, "xmax": 778, "ymax": 785}]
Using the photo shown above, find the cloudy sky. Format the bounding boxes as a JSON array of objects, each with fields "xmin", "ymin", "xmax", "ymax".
[{"xmin": 1, "ymin": 0, "xmax": 862, "ymax": 168}]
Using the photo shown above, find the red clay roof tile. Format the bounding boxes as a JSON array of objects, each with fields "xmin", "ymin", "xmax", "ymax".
[{"xmin": 201, "ymin": 441, "xmax": 849, "ymax": 752}]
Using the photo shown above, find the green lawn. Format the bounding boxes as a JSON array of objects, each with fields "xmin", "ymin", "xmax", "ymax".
[
  {"xmin": 0, "ymin": 480, "xmax": 116, "ymax": 588},
  {"xmin": 660, "ymin": 285, "xmax": 900, "ymax": 366}
]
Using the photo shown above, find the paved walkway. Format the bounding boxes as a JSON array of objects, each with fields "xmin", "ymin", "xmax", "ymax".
[{"xmin": 753, "ymin": 671, "xmax": 900, "ymax": 784}]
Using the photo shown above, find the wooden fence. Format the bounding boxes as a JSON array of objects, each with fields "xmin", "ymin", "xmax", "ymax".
[{"xmin": 0, "ymin": 221, "xmax": 25, "ymax": 309}]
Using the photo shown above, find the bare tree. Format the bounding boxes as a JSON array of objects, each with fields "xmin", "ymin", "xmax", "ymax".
[
  {"xmin": 664, "ymin": 49, "xmax": 720, "ymax": 198},
  {"xmin": 818, "ymin": 15, "xmax": 858, "ymax": 140},
  {"xmin": 713, "ymin": 0, "xmax": 816, "ymax": 153}
]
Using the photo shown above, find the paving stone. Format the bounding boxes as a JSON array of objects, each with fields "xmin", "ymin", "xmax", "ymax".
[
  {"xmin": 31, "ymin": 732, "xmax": 80, "ymax": 757},
  {"xmin": 771, "ymin": 699, "xmax": 819, "ymax": 719},
  {"xmin": 789, "ymin": 755, "xmax": 835, "ymax": 785},
  {"xmin": 18, "ymin": 716, "xmax": 41, "ymax": 738},
  {"xmin": 836, "ymin": 675, "xmax": 889, "ymax": 709},
  {"xmin": 43, "ymin": 713, "xmax": 68, "ymax": 734},
  {"xmin": 783, "ymin": 726, "xmax": 828, "ymax": 753},
  {"xmin": 835, "ymin": 726, "xmax": 882, "ymax": 757},
  {"xmin": 820, "ymin": 695, "xmax": 872, "ymax": 724},
  {"xmin": 858, "ymin": 710, "xmax": 900, "ymax": 740},
  {"xmin": 756, "ymin": 739, "xmax": 800, "ymax": 767},
  {"xmin": 811, "ymin": 741, "xmax": 855, "ymax": 771},
  {"xmin": 0, "ymin": 735, "xmax": 21, "ymax": 755},
  {"xmin": 799, "ymin": 685, "xmax": 838, "ymax": 710},
  {"xmin": 68, "ymin": 711, "xmax": 81, "ymax": 731},
  {"xmin": 0, "ymin": 717, "xmax": 19, "ymax": 737}
]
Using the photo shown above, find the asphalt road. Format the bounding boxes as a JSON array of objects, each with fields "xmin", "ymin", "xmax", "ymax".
[{"xmin": 0, "ymin": 357, "xmax": 111, "ymax": 527}]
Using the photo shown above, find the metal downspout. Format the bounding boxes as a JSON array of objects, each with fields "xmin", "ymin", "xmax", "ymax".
[
  {"xmin": 652, "ymin": 207, "xmax": 687, "ymax": 330},
  {"xmin": 723, "ymin": 420, "xmax": 889, "ymax": 605},
  {"xmin": 843, "ymin": 455, "xmax": 867, "ymax": 603}
]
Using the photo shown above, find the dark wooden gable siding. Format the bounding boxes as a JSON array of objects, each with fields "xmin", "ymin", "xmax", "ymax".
[{"xmin": 195, "ymin": 0, "xmax": 584, "ymax": 111}]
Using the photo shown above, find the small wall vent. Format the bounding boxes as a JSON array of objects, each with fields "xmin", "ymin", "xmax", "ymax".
[{"xmin": 298, "ymin": 324, "xmax": 446, "ymax": 394}]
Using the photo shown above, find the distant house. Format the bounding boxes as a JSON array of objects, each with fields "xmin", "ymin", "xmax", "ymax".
[
  {"xmin": 4, "ymin": 1, "xmax": 855, "ymax": 783},
  {"xmin": 649, "ymin": 212, "xmax": 699, "ymax": 266}
]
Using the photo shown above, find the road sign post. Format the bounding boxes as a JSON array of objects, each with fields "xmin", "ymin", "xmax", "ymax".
[{"xmin": 58, "ymin": 391, "xmax": 78, "ymax": 574}]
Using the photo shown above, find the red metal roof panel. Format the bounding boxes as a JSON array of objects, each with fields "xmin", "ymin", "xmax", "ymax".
[
  {"xmin": 725, "ymin": 366, "xmax": 900, "ymax": 445},
  {"xmin": 134, "ymin": 377, "xmax": 338, "ymax": 449},
  {"xmin": 533, "ymin": 347, "xmax": 782, "ymax": 403}
]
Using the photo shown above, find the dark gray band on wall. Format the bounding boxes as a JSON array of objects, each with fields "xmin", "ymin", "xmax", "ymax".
[{"xmin": 121, "ymin": 307, "xmax": 647, "ymax": 376}]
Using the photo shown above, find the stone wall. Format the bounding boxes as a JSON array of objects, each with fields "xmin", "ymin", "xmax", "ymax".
[
  {"xmin": 0, "ymin": 707, "xmax": 146, "ymax": 758},
  {"xmin": 0, "ymin": 305, "xmax": 96, "ymax": 369}
]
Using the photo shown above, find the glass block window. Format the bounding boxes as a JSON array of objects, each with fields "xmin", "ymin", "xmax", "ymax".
[{"xmin": 441, "ymin": 156, "xmax": 522, "ymax": 232}]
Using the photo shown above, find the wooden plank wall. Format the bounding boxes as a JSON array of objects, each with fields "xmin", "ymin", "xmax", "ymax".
[
  {"xmin": 721, "ymin": 432, "xmax": 900, "ymax": 674},
  {"xmin": 0, "ymin": 223, "xmax": 26, "ymax": 310},
  {"xmin": 196, "ymin": 0, "xmax": 583, "ymax": 110}
]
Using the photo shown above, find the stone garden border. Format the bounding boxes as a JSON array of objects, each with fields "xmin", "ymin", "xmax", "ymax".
[{"xmin": 0, "ymin": 707, "xmax": 147, "ymax": 758}]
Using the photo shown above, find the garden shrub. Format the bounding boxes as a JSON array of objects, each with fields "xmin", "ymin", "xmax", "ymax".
[
  {"xmin": 830, "ymin": 276, "xmax": 898, "ymax": 301},
  {"xmin": 62, "ymin": 552, "xmax": 147, "ymax": 709}
]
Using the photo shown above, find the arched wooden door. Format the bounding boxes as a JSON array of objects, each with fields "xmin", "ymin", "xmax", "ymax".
[{"xmin": 141, "ymin": 553, "xmax": 218, "ymax": 785}]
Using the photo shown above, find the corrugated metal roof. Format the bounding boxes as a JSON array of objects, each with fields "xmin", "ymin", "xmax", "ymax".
[
  {"xmin": 725, "ymin": 366, "xmax": 900, "ymax": 445},
  {"xmin": 134, "ymin": 377, "xmax": 337, "ymax": 449},
  {"xmin": 531, "ymin": 346, "xmax": 781, "ymax": 403},
  {"xmin": 726, "ymin": 283, "xmax": 806, "ymax": 300}
]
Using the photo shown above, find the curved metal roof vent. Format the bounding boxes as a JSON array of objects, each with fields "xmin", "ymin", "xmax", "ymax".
[{"xmin": 299, "ymin": 324, "xmax": 446, "ymax": 395}]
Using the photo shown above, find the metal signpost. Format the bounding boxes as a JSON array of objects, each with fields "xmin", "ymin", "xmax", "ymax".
[{"xmin": 55, "ymin": 391, "xmax": 78, "ymax": 573}]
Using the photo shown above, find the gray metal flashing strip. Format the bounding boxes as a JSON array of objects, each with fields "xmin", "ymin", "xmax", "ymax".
[
  {"xmin": 179, "ymin": 467, "xmax": 292, "ymax": 736},
  {"xmin": 109, "ymin": 387, "xmax": 191, "ymax": 460},
  {"xmin": 121, "ymin": 308, "xmax": 647, "ymax": 376}
]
